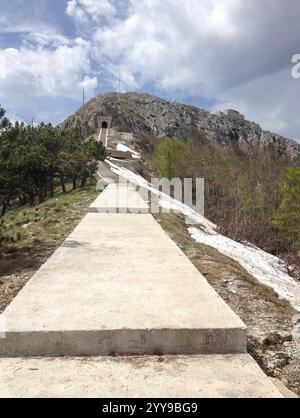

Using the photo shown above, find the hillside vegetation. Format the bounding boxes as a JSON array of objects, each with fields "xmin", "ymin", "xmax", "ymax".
[
  {"xmin": 0, "ymin": 184, "xmax": 98, "ymax": 313},
  {"xmin": 151, "ymin": 136, "xmax": 300, "ymax": 276},
  {"xmin": 0, "ymin": 105, "xmax": 105, "ymax": 220}
]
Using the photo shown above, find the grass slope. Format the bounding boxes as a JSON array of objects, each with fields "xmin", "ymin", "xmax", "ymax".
[{"xmin": 0, "ymin": 184, "xmax": 98, "ymax": 312}]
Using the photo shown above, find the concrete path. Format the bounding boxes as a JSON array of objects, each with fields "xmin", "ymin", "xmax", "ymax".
[
  {"xmin": 0, "ymin": 355, "xmax": 282, "ymax": 398},
  {"xmin": 98, "ymin": 128, "xmax": 108, "ymax": 147},
  {"xmin": 89, "ymin": 183, "xmax": 149, "ymax": 214},
  {"xmin": 0, "ymin": 176, "xmax": 285, "ymax": 397},
  {"xmin": 0, "ymin": 212, "xmax": 246, "ymax": 357},
  {"xmin": 97, "ymin": 161, "xmax": 119, "ymax": 184}
]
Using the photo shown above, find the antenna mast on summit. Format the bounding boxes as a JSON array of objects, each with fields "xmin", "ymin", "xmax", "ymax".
[{"xmin": 118, "ymin": 73, "xmax": 121, "ymax": 97}]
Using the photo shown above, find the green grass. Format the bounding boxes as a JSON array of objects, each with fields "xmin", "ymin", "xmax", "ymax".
[{"xmin": 0, "ymin": 183, "xmax": 99, "ymax": 276}]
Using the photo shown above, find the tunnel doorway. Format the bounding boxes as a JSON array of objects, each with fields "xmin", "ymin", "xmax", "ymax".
[{"xmin": 97, "ymin": 115, "xmax": 112, "ymax": 130}]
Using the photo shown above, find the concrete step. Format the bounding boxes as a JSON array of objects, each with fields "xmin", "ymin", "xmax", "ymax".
[
  {"xmin": 98, "ymin": 128, "xmax": 109, "ymax": 147},
  {"xmin": 0, "ymin": 213, "xmax": 246, "ymax": 357},
  {"xmin": 89, "ymin": 183, "xmax": 149, "ymax": 214},
  {"xmin": 0, "ymin": 354, "xmax": 282, "ymax": 398},
  {"xmin": 97, "ymin": 161, "xmax": 120, "ymax": 185}
]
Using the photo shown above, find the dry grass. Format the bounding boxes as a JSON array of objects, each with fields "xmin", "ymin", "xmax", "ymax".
[{"xmin": 0, "ymin": 184, "xmax": 98, "ymax": 311}]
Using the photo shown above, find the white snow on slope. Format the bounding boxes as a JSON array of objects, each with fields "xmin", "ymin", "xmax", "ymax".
[
  {"xmin": 107, "ymin": 160, "xmax": 300, "ymax": 312},
  {"xmin": 107, "ymin": 161, "xmax": 216, "ymax": 232},
  {"xmin": 189, "ymin": 228, "xmax": 300, "ymax": 312},
  {"xmin": 116, "ymin": 144, "xmax": 141, "ymax": 159}
]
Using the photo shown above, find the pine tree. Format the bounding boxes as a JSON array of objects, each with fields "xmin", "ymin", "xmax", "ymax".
[
  {"xmin": 0, "ymin": 116, "xmax": 104, "ymax": 216},
  {"xmin": 0, "ymin": 105, "xmax": 10, "ymax": 130}
]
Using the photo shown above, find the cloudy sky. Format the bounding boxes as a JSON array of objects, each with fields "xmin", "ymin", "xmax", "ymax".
[{"xmin": 0, "ymin": 0, "xmax": 300, "ymax": 141}]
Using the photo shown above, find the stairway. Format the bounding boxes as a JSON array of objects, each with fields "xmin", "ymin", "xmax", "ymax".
[
  {"xmin": 0, "ymin": 181, "xmax": 286, "ymax": 398},
  {"xmin": 98, "ymin": 128, "xmax": 108, "ymax": 147}
]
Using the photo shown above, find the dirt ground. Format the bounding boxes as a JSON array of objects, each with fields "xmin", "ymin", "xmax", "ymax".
[
  {"xmin": 0, "ymin": 243, "xmax": 56, "ymax": 313},
  {"xmin": 155, "ymin": 214, "xmax": 300, "ymax": 397}
]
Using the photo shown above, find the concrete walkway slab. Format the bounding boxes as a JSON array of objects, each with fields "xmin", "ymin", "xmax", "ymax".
[
  {"xmin": 89, "ymin": 183, "xmax": 149, "ymax": 214},
  {"xmin": 0, "ymin": 354, "xmax": 282, "ymax": 398},
  {"xmin": 0, "ymin": 214, "xmax": 246, "ymax": 357}
]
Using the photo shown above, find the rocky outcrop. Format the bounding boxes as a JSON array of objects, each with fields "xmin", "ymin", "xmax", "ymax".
[{"xmin": 61, "ymin": 92, "xmax": 300, "ymax": 157}]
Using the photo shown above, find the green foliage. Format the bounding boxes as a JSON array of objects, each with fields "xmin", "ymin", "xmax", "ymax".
[
  {"xmin": 0, "ymin": 185, "xmax": 98, "ymax": 252},
  {"xmin": 0, "ymin": 106, "xmax": 106, "ymax": 218},
  {"xmin": 273, "ymin": 167, "xmax": 300, "ymax": 251},
  {"xmin": 152, "ymin": 137, "xmax": 187, "ymax": 178},
  {"xmin": 0, "ymin": 105, "xmax": 10, "ymax": 130},
  {"xmin": 151, "ymin": 137, "xmax": 298, "ymax": 262}
]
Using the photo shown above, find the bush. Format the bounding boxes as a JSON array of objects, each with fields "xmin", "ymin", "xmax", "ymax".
[{"xmin": 152, "ymin": 137, "xmax": 187, "ymax": 178}]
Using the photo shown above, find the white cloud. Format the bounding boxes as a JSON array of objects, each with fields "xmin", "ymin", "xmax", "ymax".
[
  {"xmin": 23, "ymin": 32, "xmax": 71, "ymax": 48},
  {"xmin": 66, "ymin": 0, "xmax": 117, "ymax": 24},
  {"xmin": 214, "ymin": 68, "xmax": 300, "ymax": 140},
  {"xmin": 0, "ymin": 1, "xmax": 101, "ymax": 124},
  {"xmin": 85, "ymin": 0, "xmax": 300, "ymax": 140},
  {"xmin": 1, "ymin": 0, "xmax": 300, "ymax": 141},
  {"xmin": 79, "ymin": 75, "xmax": 98, "ymax": 92},
  {"xmin": 91, "ymin": 0, "xmax": 299, "ymax": 93},
  {"xmin": 66, "ymin": 0, "xmax": 87, "ymax": 24},
  {"xmin": 0, "ymin": 37, "xmax": 96, "ymax": 98},
  {"xmin": 0, "ymin": 0, "xmax": 55, "ymax": 34},
  {"xmin": 0, "ymin": 32, "xmax": 98, "ymax": 125}
]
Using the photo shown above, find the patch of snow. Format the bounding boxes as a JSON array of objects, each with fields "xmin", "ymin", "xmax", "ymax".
[
  {"xmin": 189, "ymin": 228, "xmax": 300, "ymax": 312},
  {"xmin": 116, "ymin": 144, "xmax": 141, "ymax": 159},
  {"xmin": 107, "ymin": 160, "xmax": 216, "ymax": 232},
  {"xmin": 107, "ymin": 160, "xmax": 300, "ymax": 312}
]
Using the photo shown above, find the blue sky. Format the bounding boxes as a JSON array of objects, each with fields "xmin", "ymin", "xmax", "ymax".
[{"xmin": 1, "ymin": 0, "xmax": 300, "ymax": 142}]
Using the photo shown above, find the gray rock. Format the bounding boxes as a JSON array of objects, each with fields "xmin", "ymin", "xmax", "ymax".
[
  {"xmin": 61, "ymin": 92, "xmax": 300, "ymax": 158},
  {"xmin": 273, "ymin": 352, "xmax": 291, "ymax": 368},
  {"xmin": 262, "ymin": 333, "xmax": 283, "ymax": 347}
]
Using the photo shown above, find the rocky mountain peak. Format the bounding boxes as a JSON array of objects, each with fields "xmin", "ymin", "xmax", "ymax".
[{"xmin": 61, "ymin": 92, "xmax": 300, "ymax": 157}]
